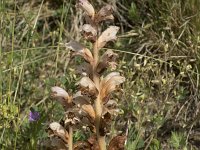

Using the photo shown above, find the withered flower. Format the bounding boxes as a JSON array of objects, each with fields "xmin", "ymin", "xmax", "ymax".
[
  {"xmin": 78, "ymin": 1, "xmax": 114, "ymax": 24},
  {"xmin": 95, "ymin": 26, "xmax": 119, "ymax": 50},
  {"xmin": 65, "ymin": 40, "xmax": 94, "ymax": 64},
  {"xmin": 78, "ymin": 0, "xmax": 95, "ymax": 19},
  {"xmin": 73, "ymin": 91, "xmax": 91, "ymax": 106},
  {"xmin": 97, "ymin": 49, "xmax": 118, "ymax": 73},
  {"xmin": 51, "ymin": 86, "xmax": 72, "ymax": 109},
  {"xmin": 51, "ymin": 86, "xmax": 69, "ymax": 100},
  {"xmin": 95, "ymin": 5, "xmax": 114, "ymax": 23},
  {"xmin": 64, "ymin": 111, "xmax": 80, "ymax": 126},
  {"xmin": 75, "ymin": 62, "xmax": 93, "ymax": 77},
  {"xmin": 81, "ymin": 24, "xmax": 97, "ymax": 42},
  {"xmin": 76, "ymin": 76, "xmax": 99, "ymax": 98},
  {"xmin": 49, "ymin": 122, "xmax": 69, "ymax": 144},
  {"xmin": 100, "ymin": 72, "xmax": 125, "ymax": 103},
  {"xmin": 108, "ymin": 135, "xmax": 126, "ymax": 150}
]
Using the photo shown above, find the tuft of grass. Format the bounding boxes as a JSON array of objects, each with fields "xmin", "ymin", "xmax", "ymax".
[{"xmin": 170, "ymin": 131, "xmax": 186, "ymax": 149}]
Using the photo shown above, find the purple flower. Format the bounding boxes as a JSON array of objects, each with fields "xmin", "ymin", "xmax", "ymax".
[{"xmin": 29, "ymin": 108, "xmax": 40, "ymax": 122}]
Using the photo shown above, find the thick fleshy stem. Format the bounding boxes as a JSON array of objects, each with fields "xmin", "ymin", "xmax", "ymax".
[
  {"xmin": 95, "ymin": 95, "xmax": 106, "ymax": 150},
  {"xmin": 68, "ymin": 126, "xmax": 73, "ymax": 150},
  {"xmin": 93, "ymin": 38, "xmax": 106, "ymax": 150},
  {"xmin": 68, "ymin": 97, "xmax": 73, "ymax": 150}
]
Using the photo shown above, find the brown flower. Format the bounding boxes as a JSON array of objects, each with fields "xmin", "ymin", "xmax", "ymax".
[
  {"xmin": 49, "ymin": 122, "xmax": 69, "ymax": 144},
  {"xmin": 100, "ymin": 72, "xmax": 125, "ymax": 103},
  {"xmin": 95, "ymin": 26, "xmax": 119, "ymax": 50},
  {"xmin": 78, "ymin": 0, "xmax": 95, "ymax": 19},
  {"xmin": 65, "ymin": 40, "xmax": 94, "ymax": 64}
]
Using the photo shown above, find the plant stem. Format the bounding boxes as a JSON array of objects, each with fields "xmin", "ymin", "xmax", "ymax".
[
  {"xmin": 68, "ymin": 126, "xmax": 73, "ymax": 150},
  {"xmin": 95, "ymin": 95, "xmax": 106, "ymax": 150},
  {"xmin": 68, "ymin": 97, "xmax": 73, "ymax": 150},
  {"xmin": 93, "ymin": 38, "xmax": 106, "ymax": 150},
  {"xmin": 93, "ymin": 42, "xmax": 100, "ymax": 87},
  {"xmin": 93, "ymin": 43, "xmax": 99, "ymax": 66}
]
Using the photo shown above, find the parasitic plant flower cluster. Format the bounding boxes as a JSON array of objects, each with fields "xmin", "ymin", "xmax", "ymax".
[{"xmin": 42, "ymin": 1, "xmax": 126, "ymax": 150}]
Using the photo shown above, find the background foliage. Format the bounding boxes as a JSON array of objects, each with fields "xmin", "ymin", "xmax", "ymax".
[{"xmin": 0, "ymin": 0, "xmax": 200, "ymax": 149}]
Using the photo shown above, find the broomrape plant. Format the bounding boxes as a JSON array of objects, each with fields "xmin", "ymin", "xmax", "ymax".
[{"xmin": 43, "ymin": 1, "xmax": 126, "ymax": 149}]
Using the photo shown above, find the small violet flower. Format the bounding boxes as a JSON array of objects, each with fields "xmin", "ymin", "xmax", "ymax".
[{"xmin": 29, "ymin": 107, "xmax": 40, "ymax": 122}]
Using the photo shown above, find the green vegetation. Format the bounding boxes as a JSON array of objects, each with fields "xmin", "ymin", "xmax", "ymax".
[{"xmin": 0, "ymin": 0, "xmax": 199, "ymax": 149}]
